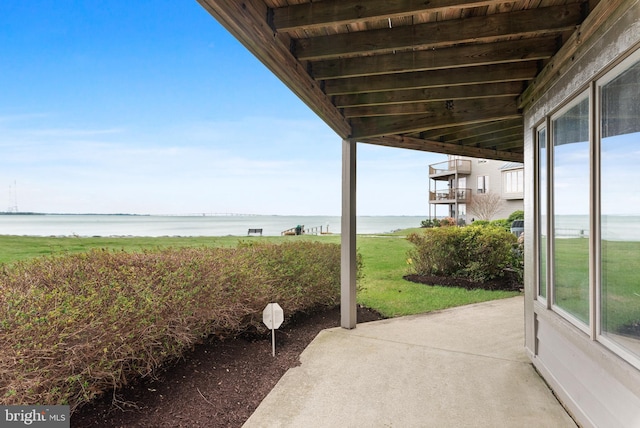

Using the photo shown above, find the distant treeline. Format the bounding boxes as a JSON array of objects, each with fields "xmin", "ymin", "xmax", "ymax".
[{"xmin": 0, "ymin": 212, "xmax": 149, "ymax": 216}]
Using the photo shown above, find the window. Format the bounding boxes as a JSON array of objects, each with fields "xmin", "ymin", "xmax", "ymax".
[
  {"xmin": 538, "ymin": 126, "xmax": 548, "ymax": 300},
  {"xmin": 535, "ymin": 48, "xmax": 640, "ymax": 369},
  {"xmin": 599, "ymin": 54, "xmax": 640, "ymax": 359},
  {"xmin": 477, "ymin": 176, "xmax": 489, "ymax": 194},
  {"xmin": 551, "ymin": 93, "xmax": 590, "ymax": 326},
  {"xmin": 503, "ymin": 169, "xmax": 523, "ymax": 194}
]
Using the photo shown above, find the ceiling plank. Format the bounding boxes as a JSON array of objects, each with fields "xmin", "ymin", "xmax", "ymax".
[
  {"xmin": 295, "ymin": 4, "xmax": 582, "ymax": 61},
  {"xmin": 343, "ymin": 95, "xmax": 519, "ymax": 118},
  {"xmin": 272, "ymin": 0, "xmax": 507, "ymax": 32},
  {"xmin": 334, "ymin": 82, "xmax": 524, "ymax": 108},
  {"xmin": 312, "ymin": 37, "xmax": 558, "ymax": 80},
  {"xmin": 361, "ymin": 135, "xmax": 524, "ymax": 162},
  {"xmin": 456, "ymin": 129, "xmax": 524, "ymax": 147},
  {"xmin": 325, "ymin": 62, "xmax": 538, "ymax": 95},
  {"xmin": 419, "ymin": 118, "xmax": 524, "ymax": 141},
  {"xmin": 476, "ymin": 139, "xmax": 525, "ymax": 151},
  {"xmin": 196, "ymin": 0, "xmax": 351, "ymax": 138},
  {"xmin": 350, "ymin": 98, "xmax": 521, "ymax": 139}
]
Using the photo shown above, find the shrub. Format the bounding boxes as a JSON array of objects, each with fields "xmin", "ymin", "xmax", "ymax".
[
  {"xmin": 407, "ymin": 225, "xmax": 519, "ymax": 283},
  {"xmin": 507, "ymin": 210, "xmax": 524, "ymax": 223},
  {"xmin": 420, "ymin": 219, "xmax": 434, "ymax": 228},
  {"xmin": 406, "ymin": 227, "xmax": 466, "ymax": 277},
  {"xmin": 489, "ymin": 218, "xmax": 510, "ymax": 231},
  {"xmin": 440, "ymin": 217, "xmax": 456, "ymax": 227},
  {"xmin": 0, "ymin": 242, "xmax": 344, "ymax": 411}
]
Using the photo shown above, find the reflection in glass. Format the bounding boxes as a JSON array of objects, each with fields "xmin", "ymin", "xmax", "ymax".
[
  {"xmin": 552, "ymin": 96, "xmax": 590, "ymax": 324},
  {"xmin": 601, "ymin": 58, "xmax": 640, "ymax": 356},
  {"xmin": 538, "ymin": 127, "xmax": 547, "ymax": 299}
]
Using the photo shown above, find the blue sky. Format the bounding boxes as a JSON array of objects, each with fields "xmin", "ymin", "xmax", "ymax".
[{"xmin": 0, "ymin": 1, "xmax": 444, "ymax": 216}]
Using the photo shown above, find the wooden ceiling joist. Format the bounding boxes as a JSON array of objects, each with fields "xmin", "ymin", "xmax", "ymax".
[
  {"xmin": 350, "ymin": 98, "xmax": 521, "ymax": 139},
  {"xmin": 294, "ymin": 4, "xmax": 582, "ymax": 61},
  {"xmin": 197, "ymin": 0, "xmax": 595, "ymax": 162},
  {"xmin": 418, "ymin": 119, "xmax": 524, "ymax": 142},
  {"xmin": 272, "ymin": 0, "xmax": 509, "ymax": 33},
  {"xmin": 361, "ymin": 135, "xmax": 524, "ymax": 162},
  {"xmin": 311, "ymin": 37, "xmax": 559, "ymax": 80},
  {"xmin": 325, "ymin": 62, "xmax": 539, "ymax": 95},
  {"xmin": 334, "ymin": 82, "xmax": 525, "ymax": 108},
  {"xmin": 456, "ymin": 129, "xmax": 525, "ymax": 147},
  {"xmin": 342, "ymin": 95, "xmax": 520, "ymax": 118}
]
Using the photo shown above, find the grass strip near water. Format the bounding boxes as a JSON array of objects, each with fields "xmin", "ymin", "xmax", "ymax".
[
  {"xmin": 0, "ymin": 228, "xmax": 518, "ymax": 317},
  {"xmin": 0, "ymin": 231, "xmax": 520, "ymax": 318}
]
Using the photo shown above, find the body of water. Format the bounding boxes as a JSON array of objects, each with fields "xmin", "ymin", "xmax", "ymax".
[
  {"xmin": 550, "ymin": 215, "xmax": 640, "ymax": 241},
  {"xmin": 0, "ymin": 214, "xmax": 426, "ymax": 237}
]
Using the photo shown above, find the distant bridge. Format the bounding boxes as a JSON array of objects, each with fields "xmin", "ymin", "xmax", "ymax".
[{"xmin": 165, "ymin": 213, "xmax": 259, "ymax": 217}]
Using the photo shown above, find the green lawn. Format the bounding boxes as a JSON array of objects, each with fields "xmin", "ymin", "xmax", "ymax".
[
  {"xmin": 551, "ymin": 237, "xmax": 640, "ymax": 333},
  {"xmin": 355, "ymin": 232, "xmax": 519, "ymax": 317},
  {"xmin": 0, "ymin": 230, "xmax": 520, "ymax": 318},
  {"xmin": 601, "ymin": 240, "xmax": 640, "ymax": 333}
]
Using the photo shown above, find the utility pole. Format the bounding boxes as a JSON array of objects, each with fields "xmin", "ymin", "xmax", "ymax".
[{"xmin": 8, "ymin": 180, "xmax": 18, "ymax": 213}]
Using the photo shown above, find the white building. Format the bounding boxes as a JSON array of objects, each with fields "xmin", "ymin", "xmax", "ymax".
[{"xmin": 429, "ymin": 156, "xmax": 524, "ymax": 222}]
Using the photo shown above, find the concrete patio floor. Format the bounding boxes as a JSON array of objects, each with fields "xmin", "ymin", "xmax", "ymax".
[{"xmin": 243, "ymin": 296, "xmax": 577, "ymax": 427}]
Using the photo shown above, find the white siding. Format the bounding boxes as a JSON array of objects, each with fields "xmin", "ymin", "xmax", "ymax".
[{"xmin": 524, "ymin": 1, "xmax": 640, "ymax": 426}]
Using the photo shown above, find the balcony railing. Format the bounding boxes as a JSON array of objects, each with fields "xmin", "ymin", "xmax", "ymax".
[
  {"xmin": 429, "ymin": 159, "xmax": 472, "ymax": 177},
  {"xmin": 429, "ymin": 188, "xmax": 471, "ymax": 203}
]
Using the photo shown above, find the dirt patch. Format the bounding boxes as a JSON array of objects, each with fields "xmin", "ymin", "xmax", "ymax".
[
  {"xmin": 71, "ymin": 305, "xmax": 383, "ymax": 428},
  {"xmin": 404, "ymin": 271, "xmax": 522, "ymax": 292}
]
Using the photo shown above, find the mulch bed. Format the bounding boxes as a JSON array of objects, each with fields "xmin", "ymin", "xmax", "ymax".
[
  {"xmin": 618, "ymin": 320, "xmax": 640, "ymax": 337},
  {"xmin": 71, "ymin": 305, "xmax": 384, "ymax": 428}
]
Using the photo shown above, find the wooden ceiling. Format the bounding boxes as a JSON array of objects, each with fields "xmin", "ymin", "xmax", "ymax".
[{"xmin": 197, "ymin": 0, "xmax": 608, "ymax": 162}]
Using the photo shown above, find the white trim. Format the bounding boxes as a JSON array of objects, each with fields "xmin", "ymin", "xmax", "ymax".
[
  {"xmin": 594, "ymin": 48, "xmax": 640, "ymax": 368},
  {"xmin": 549, "ymin": 89, "xmax": 591, "ymax": 331}
]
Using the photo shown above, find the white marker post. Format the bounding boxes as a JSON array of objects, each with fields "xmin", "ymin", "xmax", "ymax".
[{"xmin": 262, "ymin": 303, "xmax": 284, "ymax": 356}]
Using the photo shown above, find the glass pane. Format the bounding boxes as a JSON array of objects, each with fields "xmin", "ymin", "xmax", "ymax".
[
  {"xmin": 538, "ymin": 127, "xmax": 547, "ymax": 299},
  {"xmin": 601, "ymin": 58, "xmax": 640, "ymax": 357},
  {"xmin": 552, "ymin": 97, "xmax": 590, "ymax": 324}
]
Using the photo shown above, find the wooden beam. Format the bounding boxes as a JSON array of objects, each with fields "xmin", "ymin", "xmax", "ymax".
[
  {"xmin": 361, "ymin": 135, "xmax": 524, "ymax": 162},
  {"xmin": 343, "ymin": 94, "xmax": 518, "ymax": 118},
  {"xmin": 419, "ymin": 118, "xmax": 523, "ymax": 141},
  {"xmin": 457, "ymin": 130, "xmax": 524, "ymax": 147},
  {"xmin": 325, "ymin": 62, "xmax": 538, "ymax": 95},
  {"xmin": 334, "ymin": 82, "xmax": 523, "ymax": 108},
  {"xmin": 196, "ymin": 0, "xmax": 351, "ymax": 138},
  {"xmin": 295, "ymin": 4, "xmax": 582, "ymax": 61},
  {"xmin": 519, "ymin": 0, "xmax": 632, "ymax": 108},
  {"xmin": 350, "ymin": 98, "xmax": 521, "ymax": 139},
  {"xmin": 273, "ymin": 0, "xmax": 507, "ymax": 32},
  {"xmin": 476, "ymin": 138, "xmax": 525, "ymax": 151},
  {"xmin": 312, "ymin": 37, "xmax": 558, "ymax": 80}
]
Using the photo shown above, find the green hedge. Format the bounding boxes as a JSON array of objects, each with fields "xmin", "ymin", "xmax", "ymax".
[
  {"xmin": 407, "ymin": 225, "xmax": 520, "ymax": 282},
  {"xmin": 0, "ymin": 241, "xmax": 342, "ymax": 411}
]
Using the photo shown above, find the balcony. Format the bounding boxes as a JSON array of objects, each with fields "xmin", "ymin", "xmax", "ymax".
[
  {"xmin": 429, "ymin": 159, "xmax": 472, "ymax": 179},
  {"xmin": 429, "ymin": 188, "xmax": 471, "ymax": 204}
]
